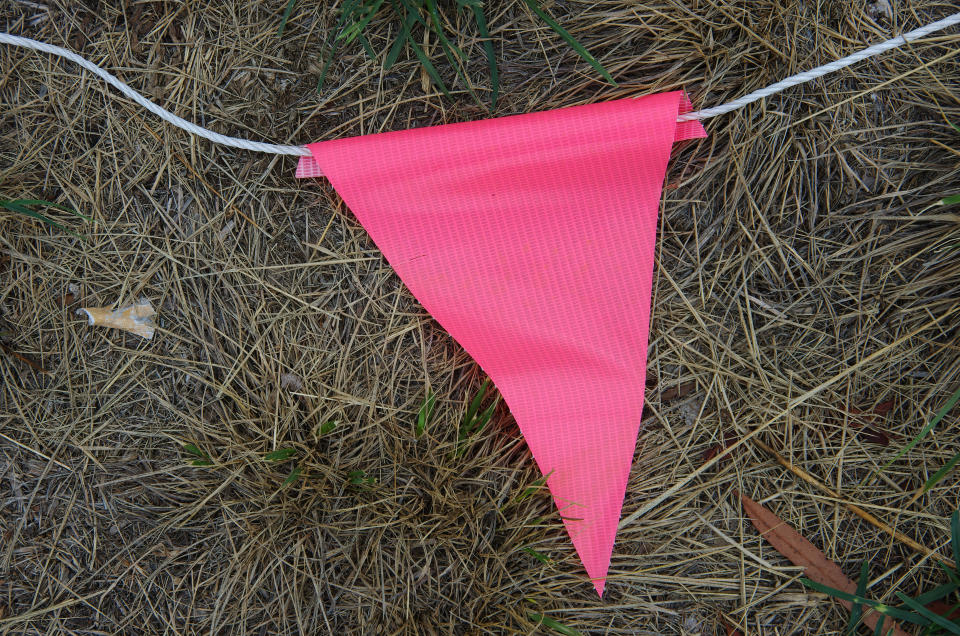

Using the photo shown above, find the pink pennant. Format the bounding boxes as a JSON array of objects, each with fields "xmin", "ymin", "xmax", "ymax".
[{"xmin": 298, "ymin": 92, "xmax": 705, "ymax": 595}]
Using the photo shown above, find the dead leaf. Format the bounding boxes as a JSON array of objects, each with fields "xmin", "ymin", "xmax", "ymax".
[
  {"xmin": 661, "ymin": 381, "xmax": 697, "ymax": 402},
  {"xmin": 58, "ymin": 283, "xmax": 80, "ymax": 307},
  {"xmin": 0, "ymin": 340, "xmax": 49, "ymax": 374},
  {"xmin": 833, "ymin": 400, "xmax": 897, "ymax": 446},
  {"xmin": 703, "ymin": 431, "xmax": 736, "ymax": 463},
  {"xmin": 217, "ymin": 219, "xmax": 236, "ymax": 241},
  {"xmin": 716, "ymin": 612, "xmax": 744, "ymax": 636},
  {"xmin": 867, "ymin": 0, "xmax": 894, "ymax": 21},
  {"xmin": 79, "ymin": 299, "xmax": 156, "ymax": 339},
  {"xmin": 847, "ymin": 400, "xmax": 895, "ymax": 418},
  {"xmin": 751, "ymin": 438, "xmax": 939, "ymax": 562},
  {"xmin": 738, "ymin": 492, "xmax": 909, "ymax": 636},
  {"xmin": 859, "ymin": 426, "xmax": 892, "ymax": 447},
  {"xmin": 280, "ymin": 373, "xmax": 303, "ymax": 392},
  {"xmin": 927, "ymin": 600, "xmax": 960, "ymax": 622}
]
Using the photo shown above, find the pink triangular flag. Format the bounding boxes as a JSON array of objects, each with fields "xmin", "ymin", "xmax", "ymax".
[{"xmin": 297, "ymin": 91, "xmax": 705, "ymax": 595}]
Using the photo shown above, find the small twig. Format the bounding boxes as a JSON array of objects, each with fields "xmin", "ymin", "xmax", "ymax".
[
  {"xmin": 751, "ymin": 438, "xmax": 949, "ymax": 566},
  {"xmin": 0, "ymin": 430, "xmax": 69, "ymax": 470}
]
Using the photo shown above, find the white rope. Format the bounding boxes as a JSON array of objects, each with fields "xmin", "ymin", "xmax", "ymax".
[
  {"xmin": 0, "ymin": 32, "xmax": 311, "ymax": 156},
  {"xmin": 679, "ymin": 11, "xmax": 960, "ymax": 121},
  {"xmin": 2, "ymin": 11, "xmax": 959, "ymax": 152}
]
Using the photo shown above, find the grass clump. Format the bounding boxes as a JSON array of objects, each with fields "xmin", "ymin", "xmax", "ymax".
[
  {"xmin": 802, "ymin": 510, "xmax": 960, "ymax": 635},
  {"xmin": 281, "ymin": 0, "xmax": 615, "ymax": 106}
]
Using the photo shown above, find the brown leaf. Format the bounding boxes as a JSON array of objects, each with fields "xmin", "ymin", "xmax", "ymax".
[
  {"xmin": 660, "ymin": 381, "xmax": 697, "ymax": 402},
  {"xmin": 58, "ymin": 284, "xmax": 80, "ymax": 307},
  {"xmin": 0, "ymin": 340, "xmax": 49, "ymax": 374},
  {"xmin": 703, "ymin": 431, "xmax": 736, "ymax": 463},
  {"xmin": 702, "ymin": 444, "xmax": 721, "ymax": 462},
  {"xmin": 716, "ymin": 612, "xmax": 744, "ymax": 636},
  {"xmin": 847, "ymin": 399, "xmax": 895, "ymax": 419},
  {"xmin": 80, "ymin": 299, "xmax": 156, "ymax": 340},
  {"xmin": 738, "ymin": 492, "xmax": 909, "ymax": 636},
  {"xmin": 279, "ymin": 373, "xmax": 304, "ymax": 392},
  {"xmin": 860, "ymin": 425, "xmax": 892, "ymax": 447},
  {"xmin": 835, "ymin": 400, "xmax": 897, "ymax": 445},
  {"xmin": 927, "ymin": 600, "xmax": 960, "ymax": 622}
]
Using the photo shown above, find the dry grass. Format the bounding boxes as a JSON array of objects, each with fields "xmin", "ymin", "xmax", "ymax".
[{"xmin": 1, "ymin": 0, "xmax": 960, "ymax": 633}]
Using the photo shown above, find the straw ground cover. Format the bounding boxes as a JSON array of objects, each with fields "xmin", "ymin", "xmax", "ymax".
[{"xmin": 1, "ymin": 0, "xmax": 959, "ymax": 633}]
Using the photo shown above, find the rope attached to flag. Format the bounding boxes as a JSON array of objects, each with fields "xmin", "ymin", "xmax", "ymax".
[
  {"xmin": 0, "ymin": 32, "xmax": 310, "ymax": 156},
  {"xmin": 678, "ymin": 11, "xmax": 960, "ymax": 121},
  {"xmin": 2, "ymin": 11, "xmax": 958, "ymax": 155}
]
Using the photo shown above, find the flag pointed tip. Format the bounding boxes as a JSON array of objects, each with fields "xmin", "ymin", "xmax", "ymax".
[{"xmin": 593, "ymin": 577, "xmax": 606, "ymax": 597}]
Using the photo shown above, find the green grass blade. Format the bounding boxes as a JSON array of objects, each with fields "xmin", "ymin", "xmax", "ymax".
[
  {"xmin": 935, "ymin": 559, "xmax": 960, "ymax": 585},
  {"xmin": 183, "ymin": 442, "xmax": 213, "ymax": 466},
  {"xmin": 470, "ymin": 4, "xmax": 498, "ymax": 107},
  {"xmin": 2, "ymin": 201, "xmax": 69, "ymax": 233},
  {"xmin": 801, "ymin": 579, "xmax": 927, "ymax": 625},
  {"xmin": 953, "ymin": 510, "xmax": 960, "ymax": 573},
  {"xmin": 422, "ymin": 0, "xmax": 466, "ymax": 64},
  {"xmin": 318, "ymin": 45, "xmax": 339, "ymax": 90},
  {"xmin": 319, "ymin": 420, "xmax": 337, "ymax": 436},
  {"xmin": 395, "ymin": 0, "xmax": 451, "ymax": 97},
  {"xmin": 265, "ymin": 448, "xmax": 296, "ymax": 461},
  {"xmin": 355, "ymin": 30, "xmax": 378, "ymax": 60},
  {"xmin": 384, "ymin": 29, "xmax": 407, "ymax": 69},
  {"xmin": 384, "ymin": 0, "xmax": 420, "ymax": 70},
  {"xmin": 277, "ymin": 0, "xmax": 297, "ymax": 38},
  {"xmin": 457, "ymin": 389, "xmax": 499, "ymax": 455},
  {"xmin": 520, "ymin": 546, "xmax": 551, "ymax": 563},
  {"xmin": 462, "ymin": 379, "xmax": 489, "ymax": 429},
  {"xmin": 183, "ymin": 443, "xmax": 207, "ymax": 458},
  {"xmin": 469, "ymin": 396, "xmax": 499, "ymax": 436},
  {"xmin": 522, "ymin": 0, "xmax": 616, "ymax": 85},
  {"xmin": 880, "ymin": 384, "xmax": 960, "ymax": 474},
  {"xmin": 317, "ymin": 46, "xmax": 340, "ymax": 90},
  {"xmin": 528, "ymin": 613, "xmax": 581, "ymax": 636},
  {"xmin": 397, "ymin": 0, "xmax": 429, "ymax": 29},
  {"xmin": 847, "ymin": 560, "xmax": 869, "ymax": 635},
  {"xmin": 940, "ymin": 194, "xmax": 960, "ymax": 206},
  {"xmin": 317, "ymin": 0, "xmax": 363, "ymax": 91},
  {"xmin": 338, "ymin": 0, "xmax": 386, "ymax": 43},
  {"xmin": 424, "ymin": 0, "xmax": 484, "ymax": 108},
  {"xmin": 416, "ymin": 389, "xmax": 436, "ymax": 437},
  {"xmin": 348, "ymin": 469, "xmax": 375, "ymax": 486},
  {"xmin": 408, "ymin": 38, "xmax": 451, "ymax": 97},
  {"xmin": 282, "ymin": 465, "xmax": 302, "ymax": 487},
  {"xmin": 924, "ymin": 451, "xmax": 960, "ymax": 493},
  {"xmin": 895, "ymin": 592, "xmax": 960, "ymax": 634},
  {"xmin": 515, "ymin": 470, "xmax": 553, "ymax": 504},
  {"xmin": 12, "ymin": 199, "xmax": 91, "ymax": 221},
  {"xmin": 913, "ymin": 581, "xmax": 960, "ymax": 606}
]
